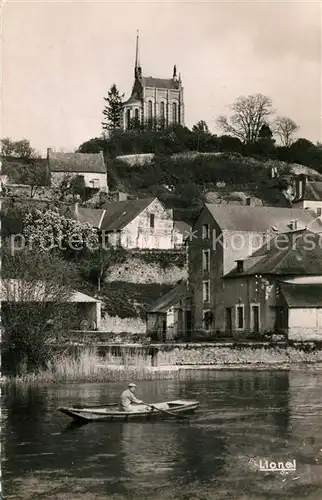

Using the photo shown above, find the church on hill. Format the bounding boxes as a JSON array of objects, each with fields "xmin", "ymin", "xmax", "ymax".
[{"xmin": 122, "ymin": 32, "xmax": 184, "ymax": 130}]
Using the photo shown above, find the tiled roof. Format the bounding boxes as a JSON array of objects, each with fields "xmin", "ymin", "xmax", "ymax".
[
  {"xmin": 205, "ymin": 204, "xmax": 322, "ymax": 233},
  {"xmin": 147, "ymin": 281, "xmax": 188, "ymax": 313},
  {"xmin": 225, "ymin": 230, "xmax": 322, "ymax": 277},
  {"xmin": 174, "ymin": 220, "xmax": 192, "ymax": 237},
  {"xmin": 141, "ymin": 77, "xmax": 179, "ymax": 90},
  {"xmin": 74, "ymin": 206, "xmax": 106, "ymax": 229},
  {"xmin": 279, "ymin": 282, "xmax": 322, "ymax": 308},
  {"xmin": 48, "ymin": 152, "xmax": 106, "ymax": 174},
  {"xmin": 301, "ymin": 182, "xmax": 322, "ymax": 202},
  {"xmin": 100, "ymin": 197, "xmax": 157, "ymax": 231}
]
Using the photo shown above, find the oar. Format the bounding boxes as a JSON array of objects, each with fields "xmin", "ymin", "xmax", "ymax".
[{"xmin": 143, "ymin": 403, "xmax": 188, "ymax": 420}]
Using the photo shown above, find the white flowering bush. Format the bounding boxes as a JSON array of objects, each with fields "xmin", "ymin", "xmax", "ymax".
[{"xmin": 23, "ymin": 208, "xmax": 99, "ymax": 252}]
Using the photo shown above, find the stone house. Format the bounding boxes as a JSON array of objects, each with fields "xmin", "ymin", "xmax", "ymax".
[
  {"xmin": 223, "ymin": 231, "xmax": 322, "ymax": 340},
  {"xmin": 72, "ymin": 197, "xmax": 188, "ymax": 250},
  {"xmin": 48, "ymin": 149, "xmax": 108, "ymax": 191},
  {"xmin": 292, "ymin": 174, "xmax": 322, "ymax": 217},
  {"xmin": 188, "ymin": 203, "xmax": 322, "ymax": 336},
  {"xmin": 146, "ymin": 281, "xmax": 191, "ymax": 341}
]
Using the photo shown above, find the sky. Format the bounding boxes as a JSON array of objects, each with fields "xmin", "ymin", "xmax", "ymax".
[{"xmin": 2, "ymin": 0, "xmax": 321, "ymax": 156}]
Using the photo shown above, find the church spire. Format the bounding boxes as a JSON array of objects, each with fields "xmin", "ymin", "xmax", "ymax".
[{"xmin": 134, "ymin": 30, "xmax": 141, "ymax": 78}]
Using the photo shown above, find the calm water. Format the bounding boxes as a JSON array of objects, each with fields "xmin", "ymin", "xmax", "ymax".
[{"xmin": 2, "ymin": 369, "xmax": 322, "ymax": 500}]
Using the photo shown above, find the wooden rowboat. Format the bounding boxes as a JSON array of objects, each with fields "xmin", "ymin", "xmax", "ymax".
[{"xmin": 57, "ymin": 399, "xmax": 199, "ymax": 422}]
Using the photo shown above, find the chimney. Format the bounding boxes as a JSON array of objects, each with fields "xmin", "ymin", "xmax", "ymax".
[
  {"xmin": 236, "ymin": 260, "xmax": 244, "ymax": 273},
  {"xmin": 245, "ymin": 197, "xmax": 251, "ymax": 206},
  {"xmin": 47, "ymin": 148, "xmax": 52, "ymax": 159}
]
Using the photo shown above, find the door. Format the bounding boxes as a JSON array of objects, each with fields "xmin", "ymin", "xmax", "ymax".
[
  {"xmin": 225, "ymin": 308, "xmax": 232, "ymax": 334},
  {"xmin": 185, "ymin": 310, "xmax": 192, "ymax": 339},
  {"xmin": 252, "ymin": 305, "xmax": 260, "ymax": 333}
]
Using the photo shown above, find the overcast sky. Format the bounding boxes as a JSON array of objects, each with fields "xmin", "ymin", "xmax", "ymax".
[{"xmin": 2, "ymin": 0, "xmax": 321, "ymax": 156}]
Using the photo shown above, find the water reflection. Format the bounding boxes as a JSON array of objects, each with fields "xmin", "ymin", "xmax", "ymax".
[{"xmin": 3, "ymin": 369, "xmax": 322, "ymax": 499}]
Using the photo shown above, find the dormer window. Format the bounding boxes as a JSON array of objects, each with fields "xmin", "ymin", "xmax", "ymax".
[{"xmin": 289, "ymin": 219, "xmax": 298, "ymax": 231}]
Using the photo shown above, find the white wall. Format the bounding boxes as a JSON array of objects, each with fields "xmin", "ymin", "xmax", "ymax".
[
  {"xmin": 51, "ymin": 171, "xmax": 108, "ymax": 190},
  {"xmin": 289, "ymin": 308, "xmax": 322, "ymax": 340}
]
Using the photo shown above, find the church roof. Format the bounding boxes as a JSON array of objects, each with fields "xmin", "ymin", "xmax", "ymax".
[{"xmin": 141, "ymin": 76, "xmax": 179, "ymax": 90}]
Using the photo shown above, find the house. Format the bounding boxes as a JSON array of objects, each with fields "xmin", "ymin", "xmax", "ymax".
[
  {"xmin": 48, "ymin": 149, "xmax": 108, "ymax": 191},
  {"xmin": 188, "ymin": 204, "xmax": 322, "ymax": 336},
  {"xmin": 71, "ymin": 197, "xmax": 187, "ymax": 250},
  {"xmin": 146, "ymin": 281, "xmax": 191, "ymax": 341},
  {"xmin": 292, "ymin": 174, "xmax": 322, "ymax": 217},
  {"xmin": 0, "ymin": 279, "xmax": 102, "ymax": 331},
  {"xmin": 223, "ymin": 231, "xmax": 322, "ymax": 340}
]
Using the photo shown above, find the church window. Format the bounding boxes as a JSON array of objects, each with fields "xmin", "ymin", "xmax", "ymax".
[
  {"xmin": 126, "ymin": 109, "xmax": 131, "ymax": 129},
  {"xmin": 172, "ymin": 102, "xmax": 177, "ymax": 124},
  {"xmin": 160, "ymin": 102, "xmax": 165, "ymax": 118}
]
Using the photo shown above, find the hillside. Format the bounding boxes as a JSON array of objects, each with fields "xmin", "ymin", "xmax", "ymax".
[{"xmin": 103, "ymin": 153, "xmax": 309, "ymax": 223}]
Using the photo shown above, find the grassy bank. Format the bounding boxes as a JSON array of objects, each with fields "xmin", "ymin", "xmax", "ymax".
[{"xmin": 2, "ymin": 348, "xmax": 180, "ymax": 386}]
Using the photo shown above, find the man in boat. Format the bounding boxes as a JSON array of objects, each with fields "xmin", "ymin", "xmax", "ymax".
[{"xmin": 119, "ymin": 383, "xmax": 144, "ymax": 412}]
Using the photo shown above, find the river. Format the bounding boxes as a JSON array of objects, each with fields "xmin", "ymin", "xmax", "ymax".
[{"xmin": 2, "ymin": 369, "xmax": 322, "ymax": 500}]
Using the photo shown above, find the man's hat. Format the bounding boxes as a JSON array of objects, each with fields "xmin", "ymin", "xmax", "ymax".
[{"xmin": 128, "ymin": 383, "xmax": 137, "ymax": 388}]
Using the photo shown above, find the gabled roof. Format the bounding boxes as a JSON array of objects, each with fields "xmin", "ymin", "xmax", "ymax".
[
  {"xmin": 225, "ymin": 230, "xmax": 322, "ymax": 277},
  {"xmin": 279, "ymin": 282, "xmax": 322, "ymax": 308},
  {"xmin": 141, "ymin": 76, "xmax": 179, "ymax": 90},
  {"xmin": 100, "ymin": 197, "xmax": 158, "ymax": 231},
  {"xmin": 205, "ymin": 204, "xmax": 322, "ymax": 233},
  {"xmin": 48, "ymin": 152, "xmax": 106, "ymax": 174},
  {"xmin": 74, "ymin": 206, "xmax": 106, "ymax": 229},
  {"xmin": 174, "ymin": 220, "xmax": 192, "ymax": 237},
  {"xmin": 295, "ymin": 181, "xmax": 322, "ymax": 202},
  {"xmin": 147, "ymin": 281, "xmax": 188, "ymax": 313}
]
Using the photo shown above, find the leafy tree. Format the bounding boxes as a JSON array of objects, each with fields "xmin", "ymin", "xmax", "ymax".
[
  {"xmin": 102, "ymin": 84, "xmax": 124, "ymax": 133},
  {"xmin": 77, "ymin": 137, "xmax": 106, "ymax": 154},
  {"xmin": 217, "ymin": 94, "xmax": 273, "ymax": 143},
  {"xmin": 2, "ymin": 160, "xmax": 50, "ymax": 197},
  {"xmin": 1, "ymin": 243, "xmax": 81, "ymax": 374},
  {"xmin": 1, "ymin": 138, "xmax": 38, "ymax": 160},
  {"xmin": 273, "ymin": 116, "xmax": 299, "ymax": 147},
  {"xmin": 192, "ymin": 120, "xmax": 210, "ymax": 134}
]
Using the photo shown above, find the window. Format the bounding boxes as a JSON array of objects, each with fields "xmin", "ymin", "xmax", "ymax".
[
  {"xmin": 202, "ymin": 310, "xmax": 212, "ymax": 331},
  {"xmin": 126, "ymin": 109, "xmax": 131, "ymax": 129},
  {"xmin": 202, "ymin": 280, "xmax": 210, "ymax": 303},
  {"xmin": 148, "ymin": 100, "xmax": 153, "ymax": 119},
  {"xmin": 134, "ymin": 108, "xmax": 139, "ymax": 121},
  {"xmin": 160, "ymin": 101, "xmax": 165, "ymax": 118},
  {"xmin": 202, "ymin": 249, "xmax": 210, "ymax": 272},
  {"xmin": 149, "ymin": 214, "xmax": 155, "ymax": 228},
  {"xmin": 202, "ymin": 224, "xmax": 210, "ymax": 239},
  {"xmin": 237, "ymin": 260, "xmax": 244, "ymax": 273},
  {"xmin": 235, "ymin": 305, "xmax": 244, "ymax": 330},
  {"xmin": 172, "ymin": 102, "xmax": 177, "ymax": 123},
  {"xmin": 317, "ymin": 208, "xmax": 322, "ymax": 217},
  {"xmin": 89, "ymin": 179, "xmax": 99, "ymax": 189}
]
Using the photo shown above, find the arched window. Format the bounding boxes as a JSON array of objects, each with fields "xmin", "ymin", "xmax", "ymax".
[
  {"xmin": 172, "ymin": 102, "xmax": 177, "ymax": 124},
  {"xmin": 148, "ymin": 100, "xmax": 153, "ymax": 119},
  {"xmin": 160, "ymin": 102, "xmax": 165, "ymax": 118},
  {"xmin": 126, "ymin": 109, "xmax": 131, "ymax": 129},
  {"xmin": 134, "ymin": 108, "xmax": 139, "ymax": 121}
]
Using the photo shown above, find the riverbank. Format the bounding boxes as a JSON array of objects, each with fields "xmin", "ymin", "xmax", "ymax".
[{"xmin": 3, "ymin": 343, "xmax": 322, "ymax": 386}]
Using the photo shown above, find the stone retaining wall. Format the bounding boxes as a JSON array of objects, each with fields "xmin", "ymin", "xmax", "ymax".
[{"xmin": 154, "ymin": 343, "xmax": 322, "ymax": 366}]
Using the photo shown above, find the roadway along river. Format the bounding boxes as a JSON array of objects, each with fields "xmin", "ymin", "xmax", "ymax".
[{"xmin": 2, "ymin": 369, "xmax": 322, "ymax": 499}]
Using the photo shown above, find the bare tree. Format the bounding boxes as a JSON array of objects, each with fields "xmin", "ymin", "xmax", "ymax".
[
  {"xmin": 217, "ymin": 94, "xmax": 274, "ymax": 143},
  {"xmin": 273, "ymin": 116, "xmax": 299, "ymax": 147}
]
